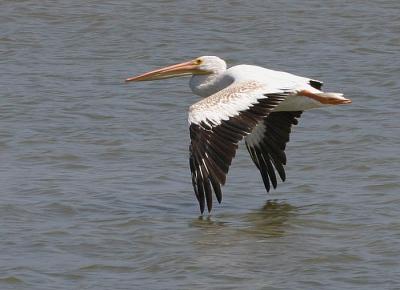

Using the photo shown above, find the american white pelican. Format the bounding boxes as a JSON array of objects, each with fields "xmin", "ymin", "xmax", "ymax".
[{"xmin": 125, "ymin": 56, "xmax": 351, "ymax": 213}]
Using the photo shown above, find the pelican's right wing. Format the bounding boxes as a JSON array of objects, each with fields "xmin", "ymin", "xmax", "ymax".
[{"xmin": 188, "ymin": 81, "xmax": 291, "ymax": 213}]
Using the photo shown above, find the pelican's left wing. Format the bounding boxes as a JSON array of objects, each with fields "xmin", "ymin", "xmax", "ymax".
[
  {"xmin": 188, "ymin": 81, "xmax": 291, "ymax": 213},
  {"xmin": 245, "ymin": 111, "xmax": 302, "ymax": 192}
]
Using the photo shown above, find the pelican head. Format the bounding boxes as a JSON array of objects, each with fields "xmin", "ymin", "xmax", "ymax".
[{"xmin": 125, "ymin": 56, "xmax": 226, "ymax": 82}]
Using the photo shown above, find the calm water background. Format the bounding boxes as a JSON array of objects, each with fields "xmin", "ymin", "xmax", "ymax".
[{"xmin": 1, "ymin": 0, "xmax": 400, "ymax": 289}]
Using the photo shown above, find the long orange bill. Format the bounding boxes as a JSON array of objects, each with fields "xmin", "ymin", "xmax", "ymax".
[{"xmin": 125, "ymin": 60, "xmax": 203, "ymax": 82}]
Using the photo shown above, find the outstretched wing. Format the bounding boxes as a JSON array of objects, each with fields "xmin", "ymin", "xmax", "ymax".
[
  {"xmin": 245, "ymin": 111, "xmax": 302, "ymax": 192},
  {"xmin": 188, "ymin": 81, "xmax": 292, "ymax": 213}
]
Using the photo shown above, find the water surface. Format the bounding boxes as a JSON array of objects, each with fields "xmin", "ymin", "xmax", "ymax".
[{"xmin": 1, "ymin": 0, "xmax": 400, "ymax": 289}]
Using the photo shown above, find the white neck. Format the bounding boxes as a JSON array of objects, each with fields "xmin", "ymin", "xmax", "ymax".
[{"xmin": 189, "ymin": 71, "xmax": 233, "ymax": 97}]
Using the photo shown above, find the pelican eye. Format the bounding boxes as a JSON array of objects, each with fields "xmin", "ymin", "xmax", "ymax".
[{"xmin": 194, "ymin": 59, "xmax": 202, "ymax": 65}]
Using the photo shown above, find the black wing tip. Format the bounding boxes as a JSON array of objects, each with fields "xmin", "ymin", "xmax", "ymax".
[
  {"xmin": 196, "ymin": 187, "xmax": 223, "ymax": 213},
  {"xmin": 199, "ymin": 205, "xmax": 205, "ymax": 214},
  {"xmin": 198, "ymin": 186, "xmax": 223, "ymax": 213},
  {"xmin": 198, "ymin": 203, "xmax": 211, "ymax": 214}
]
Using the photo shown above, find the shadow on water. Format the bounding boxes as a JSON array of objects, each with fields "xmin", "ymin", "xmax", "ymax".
[{"xmin": 189, "ymin": 199, "xmax": 297, "ymax": 241}]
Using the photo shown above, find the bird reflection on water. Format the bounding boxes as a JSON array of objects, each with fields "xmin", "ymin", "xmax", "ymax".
[
  {"xmin": 190, "ymin": 200, "xmax": 296, "ymax": 240},
  {"xmin": 241, "ymin": 200, "xmax": 297, "ymax": 238}
]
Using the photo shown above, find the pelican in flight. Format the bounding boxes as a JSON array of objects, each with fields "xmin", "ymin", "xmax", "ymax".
[{"xmin": 125, "ymin": 56, "xmax": 351, "ymax": 213}]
